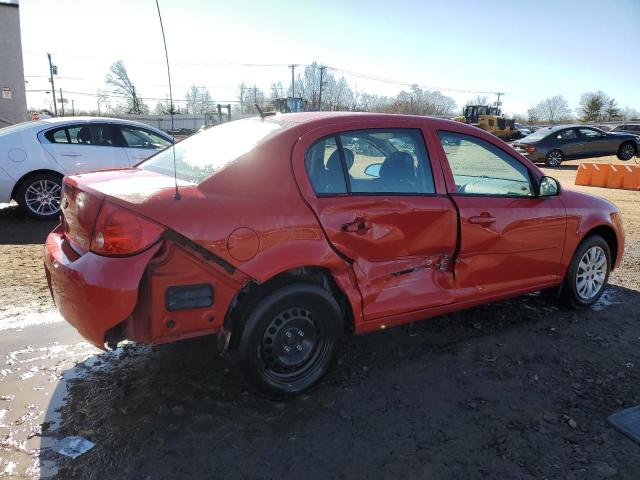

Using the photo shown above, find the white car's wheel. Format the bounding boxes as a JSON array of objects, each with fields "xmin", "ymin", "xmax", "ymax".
[{"xmin": 16, "ymin": 173, "xmax": 63, "ymax": 220}]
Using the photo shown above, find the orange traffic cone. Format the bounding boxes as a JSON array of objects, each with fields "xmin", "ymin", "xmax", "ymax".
[
  {"xmin": 607, "ymin": 165, "xmax": 625, "ymax": 189},
  {"xmin": 575, "ymin": 163, "xmax": 593, "ymax": 186},
  {"xmin": 623, "ymin": 165, "xmax": 640, "ymax": 191},
  {"xmin": 590, "ymin": 163, "xmax": 610, "ymax": 188}
]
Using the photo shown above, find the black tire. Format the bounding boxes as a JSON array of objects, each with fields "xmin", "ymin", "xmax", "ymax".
[
  {"xmin": 234, "ymin": 283, "xmax": 343, "ymax": 397},
  {"xmin": 560, "ymin": 235, "xmax": 611, "ymax": 309},
  {"xmin": 545, "ymin": 150, "xmax": 564, "ymax": 167},
  {"xmin": 16, "ymin": 172, "xmax": 63, "ymax": 220},
  {"xmin": 617, "ymin": 141, "xmax": 636, "ymax": 161}
]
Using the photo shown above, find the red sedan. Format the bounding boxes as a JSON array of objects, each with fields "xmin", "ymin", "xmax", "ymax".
[{"xmin": 44, "ymin": 113, "xmax": 624, "ymax": 395}]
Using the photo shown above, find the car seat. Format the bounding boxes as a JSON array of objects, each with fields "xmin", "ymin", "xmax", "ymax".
[
  {"xmin": 77, "ymin": 127, "xmax": 92, "ymax": 144},
  {"xmin": 377, "ymin": 151, "xmax": 416, "ymax": 192}
]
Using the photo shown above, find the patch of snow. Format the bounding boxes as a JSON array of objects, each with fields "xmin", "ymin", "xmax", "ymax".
[{"xmin": 0, "ymin": 310, "xmax": 63, "ymax": 331}]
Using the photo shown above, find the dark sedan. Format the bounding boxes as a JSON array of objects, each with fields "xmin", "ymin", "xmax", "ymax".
[{"xmin": 513, "ymin": 125, "xmax": 640, "ymax": 167}]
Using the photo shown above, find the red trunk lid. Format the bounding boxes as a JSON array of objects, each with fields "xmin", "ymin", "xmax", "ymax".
[{"xmin": 60, "ymin": 179, "xmax": 105, "ymax": 254}]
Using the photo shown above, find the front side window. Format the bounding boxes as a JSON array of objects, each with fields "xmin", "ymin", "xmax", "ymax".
[
  {"xmin": 438, "ymin": 131, "xmax": 533, "ymax": 197},
  {"xmin": 305, "ymin": 129, "xmax": 435, "ymax": 195},
  {"xmin": 120, "ymin": 126, "xmax": 171, "ymax": 149}
]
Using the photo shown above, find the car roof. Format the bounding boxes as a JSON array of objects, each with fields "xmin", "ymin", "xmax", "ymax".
[
  {"xmin": 39, "ymin": 116, "xmax": 162, "ymax": 128},
  {"xmin": 261, "ymin": 111, "xmax": 468, "ymax": 133}
]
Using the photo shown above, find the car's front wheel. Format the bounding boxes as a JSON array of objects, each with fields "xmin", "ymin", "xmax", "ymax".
[
  {"xmin": 561, "ymin": 235, "xmax": 611, "ymax": 308},
  {"xmin": 16, "ymin": 172, "xmax": 63, "ymax": 220},
  {"xmin": 617, "ymin": 142, "xmax": 636, "ymax": 161},
  {"xmin": 545, "ymin": 150, "xmax": 564, "ymax": 167},
  {"xmin": 234, "ymin": 283, "xmax": 343, "ymax": 397}
]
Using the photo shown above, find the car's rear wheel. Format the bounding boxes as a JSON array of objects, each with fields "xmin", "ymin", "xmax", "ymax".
[
  {"xmin": 561, "ymin": 235, "xmax": 611, "ymax": 309},
  {"xmin": 617, "ymin": 141, "xmax": 636, "ymax": 161},
  {"xmin": 545, "ymin": 150, "xmax": 564, "ymax": 167},
  {"xmin": 16, "ymin": 173, "xmax": 63, "ymax": 220},
  {"xmin": 234, "ymin": 283, "xmax": 343, "ymax": 397}
]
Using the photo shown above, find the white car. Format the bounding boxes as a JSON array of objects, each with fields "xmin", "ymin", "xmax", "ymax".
[{"xmin": 0, "ymin": 117, "xmax": 173, "ymax": 219}]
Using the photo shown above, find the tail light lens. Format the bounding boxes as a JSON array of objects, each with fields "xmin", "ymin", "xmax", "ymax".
[
  {"xmin": 90, "ymin": 202, "xmax": 165, "ymax": 256},
  {"xmin": 525, "ymin": 145, "xmax": 536, "ymax": 153}
]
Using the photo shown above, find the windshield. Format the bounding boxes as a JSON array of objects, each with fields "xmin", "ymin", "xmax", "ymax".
[{"xmin": 139, "ymin": 118, "xmax": 282, "ymax": 183}]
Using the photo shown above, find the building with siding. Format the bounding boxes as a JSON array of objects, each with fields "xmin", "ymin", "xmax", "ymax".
[{"xmin": 0, "ymin": 0, "xmax": 28, "ymax": 127}]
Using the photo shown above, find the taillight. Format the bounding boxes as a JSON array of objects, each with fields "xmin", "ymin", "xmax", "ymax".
[
  {"xmin": 90, "ymin": 202, "xmax": 165, "ymax": 256},
  {"xmin": 525, "ymin": 145, "xmax": 536, "ymax": 153}
]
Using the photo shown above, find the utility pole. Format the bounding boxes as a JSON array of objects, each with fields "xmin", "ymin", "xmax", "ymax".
[
  {"xmin": 253, "ymin": 85, "xmax": 258, "ymax": 112},
  {"xmin": 288, "ymin": 64, "xmax": 298, "ymax": 98},
  {"xmin": 47, "ymin": 53, "xmax": 57, "ymax": 116},
  {"xmin": 59, "ymin": 88, "xmax": 65, "ymax": 116},
  {"xmin": 495, "ymin": 92, "xmax": 504, "ymax": 114},
  {"xmin": 239, "ymin": 84, "xmax": 245, "ymax": 114},
  {"xmin": 71, "ymin": 100, "xmax": 75, "ymax": 116},
  {"xmin": 318, "ymin": 65, "xmax": 327, "ymax": 111},
  {"xmin": 132, "ymin": 86, "xmax": 138, "ymax": 114}
]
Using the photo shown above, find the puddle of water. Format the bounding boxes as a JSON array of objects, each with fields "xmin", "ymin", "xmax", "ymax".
[
  {"xmin": 593, "ymin": 289, "xmax": 620, "ymax": 311},
  {"xmin": 0, "ymin": 338, "xmax": 101, "ymax": 478}
]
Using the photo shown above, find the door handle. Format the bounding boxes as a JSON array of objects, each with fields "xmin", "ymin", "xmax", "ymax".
[
  {"xmin": 341, "ymin": 217, "xmax": 370, "ymax": 234},
  {"xmin": 61, "ymin": 152, "xmax": 82, "ymax": 157},
  {"xmin": 469, "ymin": 215, "xmax": 496, "ymax": 226}
]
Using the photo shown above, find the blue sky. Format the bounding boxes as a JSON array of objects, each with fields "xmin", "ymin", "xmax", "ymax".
[{"xmin": 19, "ymin": 0, "xmax": 640, "ymax": 115}]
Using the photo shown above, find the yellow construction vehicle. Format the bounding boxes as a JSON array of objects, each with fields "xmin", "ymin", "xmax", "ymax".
[{"xmin": 455, "ymin": 104, "xmax": 519, "ymax": 141}]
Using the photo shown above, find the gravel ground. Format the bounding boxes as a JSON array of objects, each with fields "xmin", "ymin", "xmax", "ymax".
[{"xmin": 0, "ymin": 156, "xmax": 639, "ymax": 479}]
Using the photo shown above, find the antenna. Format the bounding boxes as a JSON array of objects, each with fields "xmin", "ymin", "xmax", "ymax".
[{"xmin": 155, "ymin": 0, "xmax": 180, "ymax": 200}]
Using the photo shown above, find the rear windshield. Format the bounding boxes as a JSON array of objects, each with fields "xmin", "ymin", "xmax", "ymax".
[
  {"xmin": 139, "ymin": 118, "xmax": 282, "ymax": 183},
  {"xmin": 521, "ymin": 129, "xmax": 552, "ymax": 142},
  {"xmin": 0, "ymin": 120, "xmax": 45, "ymax": 137}
]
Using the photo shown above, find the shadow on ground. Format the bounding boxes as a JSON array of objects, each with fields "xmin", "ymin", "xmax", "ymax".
[
  {"xmin": 0, "ymin": 204, "xmax": 57, "ymax": 245},
  {"xmin": 40, "ymin": 285, "xmax": 640, "ymax": 479}
]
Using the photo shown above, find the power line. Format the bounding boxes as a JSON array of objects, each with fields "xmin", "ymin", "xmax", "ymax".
[
  {"xmin": 325, "ymin": 65, "xmax": 502, "ymax": 96},
  {"xmin": 25, "ymin": 88, "xmax": 241, "ymax": 103}
]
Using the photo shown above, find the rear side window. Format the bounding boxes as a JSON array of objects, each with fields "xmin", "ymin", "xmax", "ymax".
[
  {"xmin": 305, "ymin": 137, "xmax": 347, "ymax": 195},
  {"xmin": 44, "ymin": 124, "xmax": 122, "ymax": 146},
  {"xmin": 45, "ymin": 127, "xmax": 70, "ymax": 143},
  {"xmin": 438, "ymin": 131, "xmax": 533, "ymax": 197},
  {"xmin": 556, "ymin": 129, "xmax": 577, "ymax": 140},
  {"xmin": 305, "ymin": 129, "xmax": 435, "ymax": 196}
]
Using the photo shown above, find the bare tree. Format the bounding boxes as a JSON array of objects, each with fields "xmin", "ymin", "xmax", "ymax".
[
  {"xmin": 527, "ymin": 105, "xmax": 541, "ymax": 124},
  {"xmin": 269, "ymin": 81, "xmax": 285, "ymax": 100},
  {"xmin": 620, "ymin": 106, "xmax": 640, "ymax": 120},
  {"xmin": 541, "ymin": 95, "xmax": 571, "ymax": 124},
  {"xmin": 185, "ymin": 85, "xmax": 213, "ymax": 114},
  {"xmin": 467, "ymin": 95, "xmax": 489, "ymax": 106},
  {"xmin": 105, "ymin": 61, "xmax": 146, "ymax": 114}
]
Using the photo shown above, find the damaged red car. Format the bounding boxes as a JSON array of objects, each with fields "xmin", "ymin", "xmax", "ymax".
[{"xmin": 44, "ymin": 113, "xmax": 624, "ymax": 395}]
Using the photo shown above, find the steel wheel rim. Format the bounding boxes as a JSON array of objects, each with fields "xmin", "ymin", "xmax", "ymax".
[
  {"xmin": 547, "ymin": 151, "xmax": 562, "ymax": 166},
  {"xmin": 576, "ymin": 246, "xmax": 607, "ymax": 301},
  {"xmin": 621, "ymin": 144, "xmax": 634, "ymax": 160},
  {"xmin": 25, "ymin": 179, "xmax": 61, "ymax": 216},
  {"xmin": 260, "ymin": 307, "xmax": 328, "ymax": 381}
]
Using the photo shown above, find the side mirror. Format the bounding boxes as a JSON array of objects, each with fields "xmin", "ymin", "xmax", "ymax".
[
  {"xmin": 539, "ymin": 176, "xmax": 560, "ymax": 197},
  {"xmin": 364, "ymin": 163, "xmax": 382, "ymax": 178}
]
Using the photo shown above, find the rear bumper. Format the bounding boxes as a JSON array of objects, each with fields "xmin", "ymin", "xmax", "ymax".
[{"xmin": 44, "ymin": 225, "xmax": 161, "ymax": 347}]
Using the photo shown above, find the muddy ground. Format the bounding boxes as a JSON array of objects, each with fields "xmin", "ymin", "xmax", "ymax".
[{"xmin": 0, "ymin": 156, "xmax": 639, "ymax": 479}]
